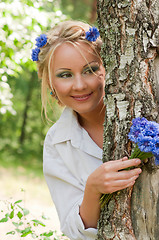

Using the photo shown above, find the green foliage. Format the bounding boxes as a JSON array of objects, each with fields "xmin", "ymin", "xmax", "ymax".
[
  {"xmin": 59, "ymin": 0, "xmax": 96, "ymax": 22},
  {"xmin": 0, "ymin": 0, "xmax": 64, "ymax": 172},
  {"xmin": 0, "ymin": 0, "xmax": 95, "ymax": 174},
  {"xmin": 0, "ymin": 198, "xmax": 67, "ymax": 239},
  {"xmin": 0, "ymin": 0, "xmax": 67, "ymax": 115}
]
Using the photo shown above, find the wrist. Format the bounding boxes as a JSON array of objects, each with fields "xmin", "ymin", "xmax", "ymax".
[{"xmin": 86, "ymin": 176, "xmax": 101, "ymax": 200}]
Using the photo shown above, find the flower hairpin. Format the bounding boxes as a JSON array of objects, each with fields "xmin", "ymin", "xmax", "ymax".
[
  {"xmin": 31, "ymin": 34, "xmax": 47, "ymax": 61},
  {"xmin": 85, "ymin": 26, "xmax": 100, "ymax": 42}
]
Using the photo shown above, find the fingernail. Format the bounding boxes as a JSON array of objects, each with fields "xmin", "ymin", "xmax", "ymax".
[
  {"xmin": 135, "ymin": 159, "xmax": 141, "ymax": 164},
  {"xmin": 138, "ymin": 169, "xmax": 142, "ymax": 173}
]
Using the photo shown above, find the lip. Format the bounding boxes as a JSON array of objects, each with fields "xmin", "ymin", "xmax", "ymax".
[{"xmin": 71, "ymin": 92, "xmax": 93, "ymax": 101}]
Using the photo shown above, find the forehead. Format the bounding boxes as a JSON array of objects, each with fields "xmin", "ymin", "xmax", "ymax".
[{"xmin": 52, "ymin": 42, "xmax": 100, "ymax": 70}]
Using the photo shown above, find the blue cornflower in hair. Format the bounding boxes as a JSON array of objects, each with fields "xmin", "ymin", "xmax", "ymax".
[
  {"xmin": 35, "ymin": 34, "xmax": 47, "ymax": 48},
  {"xmin": 85, "ymin": 26, "xmax": 100, "ymax": 42},
  {"xmin": 31, "ymin": 47, "xmax": 40, "ymax": 61}
]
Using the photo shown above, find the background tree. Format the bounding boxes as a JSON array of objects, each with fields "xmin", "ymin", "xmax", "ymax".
[{"xmin": 96, "ymin": 0, "xmax": 159, "ymax": 239}]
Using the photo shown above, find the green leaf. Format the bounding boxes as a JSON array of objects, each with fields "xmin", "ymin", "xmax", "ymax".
[
  {"xmin": 20, "ymin": 231, "xmax": 32, "ymax": 237},
  {"xmin": 32, "ymin": 219, "xmax": 46, "ymax": 227},
  {"xmin": 17, "ymin": 211, "xmax": 23, "ymax": 219},
  {"xmin": 12, "ymin": 221, "xmax": 23, "ymax": 227},
  {"xmin": 17, "ymin": 204, "xmax": 29, "ymax": 216},
  {"xmin": 20, "ymin": 227, "xmax": 32, "ymax": 237},
  {"xmin": 40, "ymin": 231, "xmax": 53, "ymax": 237},
  {"xmin": 22, "ymin": 208, "xmax": 30, "ymax": 216},
  {"xmin": 6, "ymin": 231, "xmax": 15, "ymax": 235},
  {"xmin": 0, "ymin": 213, "xmax": 9, "ymax": 222},
  {"xmin": 9, "ymin": 210, "xmax": 14, "ymax": 219},
  {"xmin": 0, "ymin": 216, "xmax": 8, "ymax": 223},
  {"xmin": 14, "ymin": 200, "xmax": 22, "ymax": 204}
]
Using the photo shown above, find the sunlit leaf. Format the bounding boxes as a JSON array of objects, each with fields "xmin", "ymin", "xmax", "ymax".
[
  {"xmin": 14, "ymin": 199, "xmax": 22, "ymax": 204},
  {"xmin": 17, "ymin": 211, "xmax": 23, "ymax": 219},
  {"xmin": 12, "ymin": 221, "xmax": 23, "ymax": 227},
  {"xmin": 9, "ymin": 210, "xmax": 14, "ymax": 219},
  {"xmin": 20, "ymin": 227, "xmax": 32, "ymax": 237},
  {"xmin": 6, "ymin": 231, "xmax": 15, "ymax": 235},
  {"xmin": 0, "ymin": 213, "xmax": 9, "ymax": 222},
  {"xmin": 40, "ymin": 231, "xmax": 54, "ymax": 237},
  {"xmin": 32, "ymin": 219, "xmax": 46, "ymax": 227}
]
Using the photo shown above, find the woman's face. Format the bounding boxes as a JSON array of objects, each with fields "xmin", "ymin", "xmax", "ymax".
[{"xmin": 50, "ymin": 42, "xmax": 105, "ymax": 115}]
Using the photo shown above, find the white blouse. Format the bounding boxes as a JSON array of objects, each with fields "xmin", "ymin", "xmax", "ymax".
[{"xmin": 43, "ymin": 107, "xmax": 103, "ymax": 240}]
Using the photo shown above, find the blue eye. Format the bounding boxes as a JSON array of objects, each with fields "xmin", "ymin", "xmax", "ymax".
[{"xmin": 56, "ymin": 72, "xmax": 72, "ymax": 78}]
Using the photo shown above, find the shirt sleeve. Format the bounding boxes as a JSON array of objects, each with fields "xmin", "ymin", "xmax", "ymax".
[{"xmin": 43, "ymin": 132, "xmax": 98, "ymax": 240}]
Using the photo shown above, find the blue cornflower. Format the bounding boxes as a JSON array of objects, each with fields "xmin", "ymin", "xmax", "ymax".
[
  {"xmin": 132, "ymin": 117, "xmax": 148, "ymax": 128},
  {"xmin": 85, "ymin": 26, "xmax": 100, "ymax": 42},
  {"xmin": 128, "ymin": 117, "xmax": 150, "ymax": 143},
  {"xmin": 31, "ymin": 47, "xmax": 40, "ymax": 61},
  {"xmin": 128, "ymin": 126, "xmax": 143, "ymax": 143},
  {"xmin": 35, "ymin": 34, "xmax": 47, "ymax": 48},
  {"xmin": 150, "ymin": 137, "xmax": 159, "ymax": 156},
  {"xmin": 143, "ymin": 121, "xmax": 159, "ymax": 137},
  {"xmin": 137, "ymin": 135, "xmax": 153, "ymax": 153}
]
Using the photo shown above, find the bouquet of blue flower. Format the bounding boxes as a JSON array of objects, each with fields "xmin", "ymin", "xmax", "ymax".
[
  {"xmin": 100, "ymin": 117, "xmax": 159, "ymax": 208},
  {"xmin": 128, "ymin": 117, "xmax": 159, "ymax": 164}
]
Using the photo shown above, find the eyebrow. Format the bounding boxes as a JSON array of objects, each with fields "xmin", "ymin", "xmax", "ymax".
[
  {"xmin": 83, "ymin": 61, "xmax": 99, "ymax": 67},
  {"xmin": 55, "ymin": 61, "xmax": 99, "ymax": 73},
  {"xmin": 55, "ymin": 68, "xmax": 71, "ymax": 73}
]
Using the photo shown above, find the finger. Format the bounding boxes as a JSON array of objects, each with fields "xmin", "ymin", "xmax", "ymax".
[
  {"xmin": 109, "ymin": 158, "xmax": 141, "ymax": 172},
  {"xmin": 121, "ymin": 156, "xmax": 128, "ymax": 161},
  {"xmin": 112, "ymin": 168, "xmax": 142, "ymax": 180},
  {"xmin": 112, "ymin": 180, "xmax": 135, "ymax": 193},
  {"xmin": 108, "ymin": 176, "xmax": 137, "ymax": 193}
]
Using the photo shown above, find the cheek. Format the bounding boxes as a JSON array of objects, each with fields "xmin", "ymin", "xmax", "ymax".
[{"xmin": 53, "ymin": 81, "xmax": 71, "ymax": 97}]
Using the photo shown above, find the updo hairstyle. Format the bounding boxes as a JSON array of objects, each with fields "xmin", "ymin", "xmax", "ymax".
[{"xmin": 36, "ymin": 20, "xmax": 103, "ymax": 117}]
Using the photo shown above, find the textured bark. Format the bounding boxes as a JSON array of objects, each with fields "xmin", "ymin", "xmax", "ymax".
[{"xmin": 96, "ymin": 1, "xmax": 159, "ymax": 239}]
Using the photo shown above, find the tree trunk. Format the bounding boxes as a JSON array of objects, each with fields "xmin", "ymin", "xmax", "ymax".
[{"xmin": 96, "ymin": 0, "xmax": 159, "ymax": 239}]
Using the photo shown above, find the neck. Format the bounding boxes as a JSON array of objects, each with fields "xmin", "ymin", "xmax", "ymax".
[
  {"xmin": 77, "ymin": 104, "xmax": 105, "ymax": 129},
  {"xmin": 76, "ymin": 102, "xmax": 105, "ymax": 149}
]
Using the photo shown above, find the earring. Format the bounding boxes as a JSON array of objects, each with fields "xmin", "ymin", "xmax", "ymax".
[{"xmin": 50, "ymin": 89, "xmax": 58, "ymax": 100}]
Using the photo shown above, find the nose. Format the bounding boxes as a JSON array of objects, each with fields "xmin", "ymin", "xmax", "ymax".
[{"xmin": 72, "ymin": 73, "xmax": 87, "ymax": 91}]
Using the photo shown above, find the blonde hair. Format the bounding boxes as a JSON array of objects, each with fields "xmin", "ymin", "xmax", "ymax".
[{"xmin": 36, "ymin": 20, "xmax": 103, "ymax": 118}]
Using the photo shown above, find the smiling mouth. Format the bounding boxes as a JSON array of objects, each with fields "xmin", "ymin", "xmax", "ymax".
[{"xmin": 71, "ymin": 92, "xmax": 93, "ymax": 101}]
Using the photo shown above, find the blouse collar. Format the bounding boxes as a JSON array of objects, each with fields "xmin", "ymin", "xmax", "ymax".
[{"xmin": 51, "ymin": 107, "xmax": 103, "ymax": 159}]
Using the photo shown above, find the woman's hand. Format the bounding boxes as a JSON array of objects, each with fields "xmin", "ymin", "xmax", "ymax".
[
  {"xmin": 80, "ymin": 157, "xmax": 142, "ymax": 229},
  {"xmin": 86, "ymin": 157, "xmax": 142, "ymax": 198}
]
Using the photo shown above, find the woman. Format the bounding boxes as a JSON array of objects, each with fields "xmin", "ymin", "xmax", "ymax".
[{"xmin": 31, "ymin": 20, "xmax": 142, "ymax": 240}]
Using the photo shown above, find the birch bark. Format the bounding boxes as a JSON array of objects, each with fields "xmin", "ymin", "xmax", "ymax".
[{"xmin": 96, "ymin": 1, "xmax": 159, "ymax": 239}]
